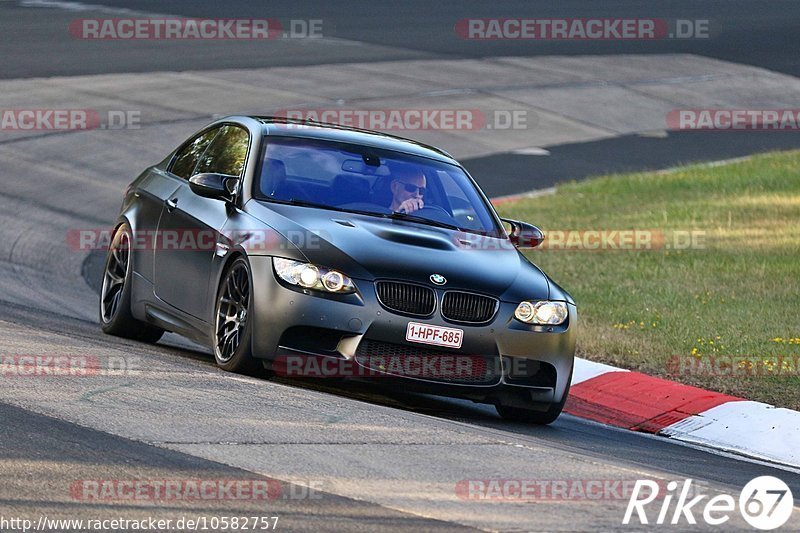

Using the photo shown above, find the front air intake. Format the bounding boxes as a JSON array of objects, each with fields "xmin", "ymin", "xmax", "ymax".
[
  {"xmin": 375, "ymin": 281, "xmax": 436, "ymax": 316},
  {"xmin": 441, "ymin": 291, "xmax": 498, "ymax": 324}
]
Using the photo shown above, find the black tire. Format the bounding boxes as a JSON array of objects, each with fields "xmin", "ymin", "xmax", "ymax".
[
  {"xmin": 100, "ymin": 223, "xmax": 165, "ymax": 343},
  {"xmin": 213, "ymin": 257, "xmax": 260, "ymax": 374},
  {"xmin": 495, "ymin": 365, "xmax": 573, "ymax": 425}
]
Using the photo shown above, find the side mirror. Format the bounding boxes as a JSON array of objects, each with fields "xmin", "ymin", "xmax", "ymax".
[
  {"xmin": 501, "ymin": 218, "xmax": 544, "ymax": 249},
  {"xmin": 188, "ymin": 173, "xmax": 239, "ymax": 201}
]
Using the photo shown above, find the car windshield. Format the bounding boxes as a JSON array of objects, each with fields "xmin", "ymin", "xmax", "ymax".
[{"xmin": 254, "ymin": 136, "xmax": 503, "ymax": 236}]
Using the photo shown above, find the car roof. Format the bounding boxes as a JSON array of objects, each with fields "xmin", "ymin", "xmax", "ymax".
[{"xmin": 249, "ymin": 115, "xmax": 458, "ymax": 164}]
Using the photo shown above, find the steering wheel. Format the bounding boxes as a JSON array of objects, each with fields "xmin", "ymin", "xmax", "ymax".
[{"xmin": 413, "ymin": 204, "xmax": 456, "ymax": 224}]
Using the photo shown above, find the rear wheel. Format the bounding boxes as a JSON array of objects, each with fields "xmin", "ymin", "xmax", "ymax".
[
  {"xmin": 213, "ymin": 257, "xmax": 260, "ymax": 374},
  {"xmin": 99, "ymin": 223, "xmax": 164, "ymax": 343},
  {"xmin": 495, "ymin": 366, "xmax": 573, "ymax": 425}
]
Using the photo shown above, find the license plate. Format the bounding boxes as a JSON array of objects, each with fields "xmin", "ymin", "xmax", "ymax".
[{"xmin": 406, "ymin": 322, "xmax": 463, "ymax": 349}]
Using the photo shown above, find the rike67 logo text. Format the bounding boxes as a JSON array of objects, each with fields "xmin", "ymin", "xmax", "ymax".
[{"xmin": 624, "ymin": 477, "xmax": 794, "ymax": 530}]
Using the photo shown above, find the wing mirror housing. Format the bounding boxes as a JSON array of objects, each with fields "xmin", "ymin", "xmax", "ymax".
[
  {"xmin": 501, "ymin": 218, "xmax": 544, "ymax": 249},
  {"xmin": 188, "ymin": 173, "xmax": 239, "ymax": 202}
]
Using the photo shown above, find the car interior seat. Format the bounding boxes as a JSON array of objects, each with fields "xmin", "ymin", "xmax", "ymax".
[
  {"xmin": 330, "ymin": 174, "xmax": 370, "ymax": 206},
  {"xmin": 369, "ymin": 175, "xmax": 394, "ymax": 207},
  {"xmin": 261, "ymin": 158, "xmax": 312, "ymax": 201}
]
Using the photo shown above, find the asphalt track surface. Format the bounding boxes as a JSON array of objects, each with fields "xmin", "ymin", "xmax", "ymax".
[
  {"xmin": 466, "ymin": 130, "xmax": 800, "ymax": 198},
  {"xmin": 2, "ymin": 300, "xmax": 799, "ymax": 530},
  {"xmin": 3, "ymin": 0, "xmax": 800, "ymax": 78},
  {"xmin": 1, "ymin": 1, "xmax": 800, "ymax": 531},
  {"xmin": 3, "ymin": 0, "xmax": 800, "ymax": 194}
]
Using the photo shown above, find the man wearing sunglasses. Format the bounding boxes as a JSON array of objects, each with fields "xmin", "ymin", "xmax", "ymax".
[{"xmin": 389, "ymin": 165, "xmax": 427, "ymax": 214}]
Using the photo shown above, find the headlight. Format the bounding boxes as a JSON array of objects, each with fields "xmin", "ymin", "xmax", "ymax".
[
  {"xmin": 273, "ymin": 258, "xmax": 355, "ymax": 294},
  {"xmin": 514, "ymin": 300, "xmax": 568, "ymax": 325}
]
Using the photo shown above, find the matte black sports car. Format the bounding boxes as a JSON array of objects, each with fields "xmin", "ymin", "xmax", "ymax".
[{"xmin": 100, "ymin": 116, "xmax": 576, "ymax": 423}]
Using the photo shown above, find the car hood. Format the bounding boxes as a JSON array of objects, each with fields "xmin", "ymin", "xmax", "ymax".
[{"xmin": 245, "ymin": 201, "xmax": 551, "ymax": 302}]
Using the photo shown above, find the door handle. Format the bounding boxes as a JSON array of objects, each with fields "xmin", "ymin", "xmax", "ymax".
[{"xmin": 165, "ymin": 198, "xmax": 178, "ymax": 212}]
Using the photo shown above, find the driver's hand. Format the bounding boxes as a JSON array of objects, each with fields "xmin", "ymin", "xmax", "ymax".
[{"xmin": 398, "ymin": 198, "xmax": 424, "ymax": 213}]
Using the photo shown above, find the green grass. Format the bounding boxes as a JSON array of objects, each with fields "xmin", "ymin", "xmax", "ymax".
[{"xmin": 495, "ymin": 151, "xmax": 800, "ymax": 409}]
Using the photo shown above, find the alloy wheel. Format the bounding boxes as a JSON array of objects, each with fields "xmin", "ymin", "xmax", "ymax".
[
  {"xmin": 215, "ymin": 262, "xmax": 251, "ymax": 362},
  {"xmin": 100, "ymin": 230, "xmax": 130, "ymax": 323}
]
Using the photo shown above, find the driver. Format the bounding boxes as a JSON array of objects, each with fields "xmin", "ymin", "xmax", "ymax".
[{"xmin": 389, "ymin": 165, "xmax": 426, "ymax": 214}]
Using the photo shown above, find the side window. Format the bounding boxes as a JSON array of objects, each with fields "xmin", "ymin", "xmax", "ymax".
[
  {"xmin": 193, "ymin": 125, "xmax": 250, "ymax": 177},
  {"xmin": 169, "ymin": 128, "xmax": 219, "ymax": 179}
]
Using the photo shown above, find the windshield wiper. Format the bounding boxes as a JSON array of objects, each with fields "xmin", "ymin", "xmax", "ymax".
[
  {"xmin": 266, "ymin": 198, "xmax": 463, "ymax": 231},
  {"xmin": 270, "ymin": 198, "xmax": 381, "ymax": 218},
  {"xmin": 383, "ymin": 211, "xmax": 462, "ymax": 231},
  {"xmin": 284, "ymin": 198, "xmax": 348, "ymax": 212},
  {"xmin": 269, "ymin": 198, "xmax": 356, "ymax": 214}
]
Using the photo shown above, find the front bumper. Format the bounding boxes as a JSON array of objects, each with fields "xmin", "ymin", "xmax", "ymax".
[{"xmin": 248, "ymin": 256, "xmax": 576, "ymax": 404}]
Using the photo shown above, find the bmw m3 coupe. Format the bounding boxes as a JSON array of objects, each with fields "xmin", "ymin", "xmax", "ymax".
[{"xmin": 100, "ymin": 116, "xmax": 577, "ymax": 424}]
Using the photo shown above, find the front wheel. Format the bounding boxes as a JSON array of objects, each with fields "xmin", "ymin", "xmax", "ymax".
[
  {"xmin": 99, "ymin": 223, "xmax": 164, "ymax": 343},
  {"xmin": 213, "ymin": 257, "xmax": 260, "ymax": 374}
]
